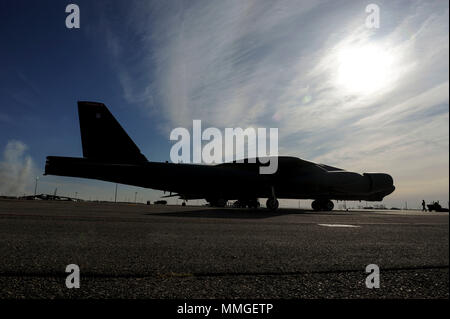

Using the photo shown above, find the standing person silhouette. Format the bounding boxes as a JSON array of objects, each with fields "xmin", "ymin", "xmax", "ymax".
[{"xmin": 422, "ymin": 200, "xmax": 427, "ymax": 212}]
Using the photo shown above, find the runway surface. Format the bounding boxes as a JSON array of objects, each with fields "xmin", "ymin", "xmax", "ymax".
[{"xmin": 0, "ymin": 199, "xmax": 448, "ymax": 299}]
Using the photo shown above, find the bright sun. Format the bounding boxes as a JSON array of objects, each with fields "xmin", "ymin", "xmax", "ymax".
[{"xmin": 337, "ymin": 44, "xmax": 394, "ymax": 94}]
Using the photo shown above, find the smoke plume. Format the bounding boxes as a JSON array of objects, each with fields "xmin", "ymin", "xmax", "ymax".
[{"xmin": 0, "ymin": 140, "xmax": 36, "ymax": 196}]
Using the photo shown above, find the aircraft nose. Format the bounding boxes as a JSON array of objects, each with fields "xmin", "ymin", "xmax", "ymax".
[
  {"xmin": 364, "ymin": 172, "xmax": 395, "ymax": 194},
  {"xmin": 386, "ymin": 184, "xmax": 395, "ymax": 195},
  {"xmin": 383, "ymin": 174, "xmax": 395, "ymax": 195},
  {"xmin": 380, "ymin": 174, "xmax": 395, "ymax": 197},
  {"xmin": 386, "ymin": 174, "xmax": 394, "ymax": 185}
]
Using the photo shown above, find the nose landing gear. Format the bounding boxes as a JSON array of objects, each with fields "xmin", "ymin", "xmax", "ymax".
[{"xmin": 311, "ymin": 199, "xmax": 334, "ymax": 211}]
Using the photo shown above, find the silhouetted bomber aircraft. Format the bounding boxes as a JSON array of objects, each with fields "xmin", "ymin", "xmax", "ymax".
[{"xmin": 44, "ymin": 101, "xmax": 395, "ymax": 211}]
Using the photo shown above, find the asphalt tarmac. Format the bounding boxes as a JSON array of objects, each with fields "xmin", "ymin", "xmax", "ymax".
[{"xmin": 0, "ymin": 199, "xmax": 448, "ymax": 299}]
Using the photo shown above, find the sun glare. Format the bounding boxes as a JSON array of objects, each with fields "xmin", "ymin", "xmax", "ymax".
[{"xmin": 337, "ymin": 44, "xmax": 395, "ymax": 94}]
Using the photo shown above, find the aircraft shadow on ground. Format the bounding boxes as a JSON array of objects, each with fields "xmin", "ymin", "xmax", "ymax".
[{"xmin": 146, "ymin": 208, "xmax": 347, "ymax": 219}]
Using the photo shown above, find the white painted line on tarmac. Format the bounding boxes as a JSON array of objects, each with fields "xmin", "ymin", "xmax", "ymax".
[{"xmin": 318, "ymin": 224, "xmax": 361, "ymax": 228}]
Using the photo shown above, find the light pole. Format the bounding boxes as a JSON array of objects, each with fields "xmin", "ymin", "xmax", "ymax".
[
  {"xmin": 34, "ymin": 176, "xmax": 39, "ymax": 196},
  {"xmin": 114, "ymin": 184, "xmax": 118, "ymax": 203}
]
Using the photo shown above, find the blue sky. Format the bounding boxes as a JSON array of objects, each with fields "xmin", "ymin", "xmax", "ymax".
[{"xmin": 0, "ymin": 0, "xmax": 448, "ymax": 208}]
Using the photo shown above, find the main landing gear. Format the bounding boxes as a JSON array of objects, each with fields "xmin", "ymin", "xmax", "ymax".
[
  {"xmin": 311, "ymin": 199, "xmax": 334, "ymax": 211},
  {"xmin": 266, "ymin": 198, "xmax": 279, "ymax": 211},
  {"xmin": 208, "ymin": 198, "xmax": 227, "ymax": 207},
  {"xmin": 266, "ymin": 186, "xmax": 279, "ymax": 211}
]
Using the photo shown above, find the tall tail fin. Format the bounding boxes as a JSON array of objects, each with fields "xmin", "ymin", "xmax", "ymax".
[{"xmin": 77, "ymin": 101, "xmax": 147, "ymax": 163}]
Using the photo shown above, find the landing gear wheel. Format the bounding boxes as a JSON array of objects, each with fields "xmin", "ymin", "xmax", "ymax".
[
  {"xmin": 312, "ymin": 200, "xmax": 321, "ymax": 211},
  {"xmin": 266, "ymin": 198, "xmax": 279, "ymax": 211},
  {"xmin": 311, "ymin": 200, "xmax": 334, "ymax": 211},
  {"xmin": 324, "ymin": 200, "xmax": 334, "ymax": 211},
  {"xmin": 209, "ymin": 198, "xmax": 227, "ymax": 207}
]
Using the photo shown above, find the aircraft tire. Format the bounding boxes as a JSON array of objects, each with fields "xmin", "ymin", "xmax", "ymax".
[
  {"xmin": 209, "ymin": 198, "xmax": 227, "ymax": 207},
  {"xmin": 266, "ymin": 198, "xmax": 279, "ymax": 211},
  {"xmin": 312, "ymin": 200, "xmax": 321, "ymax": 211},
  {"xmin": 312, "ymin": 200, "xmax": 334, "ymax": 211},
  {"xmin": 324, "ymin": 200, "xmax": 334, "ymax": 211}
]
